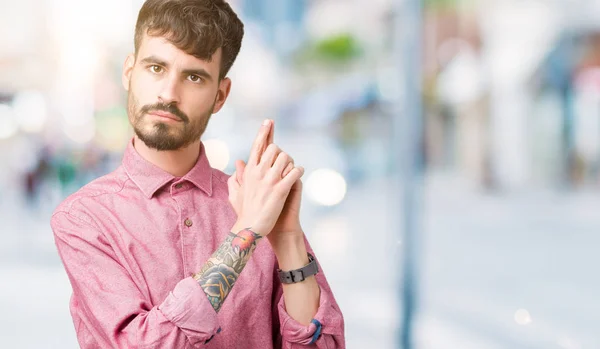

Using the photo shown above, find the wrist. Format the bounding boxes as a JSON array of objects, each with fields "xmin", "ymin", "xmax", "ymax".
[
  {"xmin": 231, "ymin": 222, "xmax": 245, "ymax": 234},
  {"xmin": 232, "ymin": 220, "xmax": 265, "ymax": 237},
  {"xmin": 270, "ymin": 233, "xmax": 308, "ymax": 270},
  {"xmin": 268, "ymin": 230, "xmax": 303, "ymax": 250}
]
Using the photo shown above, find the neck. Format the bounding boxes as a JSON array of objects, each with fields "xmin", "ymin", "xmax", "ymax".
[{"xmin": 133, "ymin": 135, "xmax": 201, "ymax": 177}]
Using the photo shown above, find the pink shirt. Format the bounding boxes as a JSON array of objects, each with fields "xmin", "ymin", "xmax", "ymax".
[{"xmin": 51, "ymin": 140, "xmax": 345, "ymax": 348}]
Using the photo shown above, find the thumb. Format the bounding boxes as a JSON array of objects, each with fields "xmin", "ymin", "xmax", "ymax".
[
  {"xmin": 228, "ymin": 170, "xmax": 240, "ymax": 190},
  {"xmin": 235, "ymin": 160, "xmax": 246, "ymax": 184}
]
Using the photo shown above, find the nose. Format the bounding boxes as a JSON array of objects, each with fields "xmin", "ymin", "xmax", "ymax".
[{"xmin": 158, "ymin": 73, "xmax": 180, "ymax": 106}]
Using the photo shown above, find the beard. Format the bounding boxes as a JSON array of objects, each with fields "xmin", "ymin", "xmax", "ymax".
[{"xmin": 127, "ymin": 90, "xmax": 214, "ymax": 151}]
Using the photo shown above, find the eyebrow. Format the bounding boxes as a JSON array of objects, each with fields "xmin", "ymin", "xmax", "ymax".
[{"xmin": 139, "ymin": 55, "xmax": 214, "ymax": 82}]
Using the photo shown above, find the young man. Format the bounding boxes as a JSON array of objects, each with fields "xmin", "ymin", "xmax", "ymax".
[{"xmin": 50, "ymin": 0, "xmax": 345, "ymax": 348}]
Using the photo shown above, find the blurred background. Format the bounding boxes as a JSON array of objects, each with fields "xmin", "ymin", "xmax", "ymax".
[{"xmin": 1, "ymin": 0, "xmax": 600, "ymax": 348}]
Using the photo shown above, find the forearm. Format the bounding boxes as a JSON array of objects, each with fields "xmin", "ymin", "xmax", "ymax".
[
  {"xmin": 193, "ymin": 228, "xmax": 262, "ymax": 312},
  {"xmin": 272, "ymin": 234, "xmax": 320, "ymax": 326}
]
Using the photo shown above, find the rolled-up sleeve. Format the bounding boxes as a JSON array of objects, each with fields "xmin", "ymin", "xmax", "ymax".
[
  {"xmin": 51, "ymin": 211, "xmax": 220, "ymax": 349},
  {"xmin": 273, "ymin": 240, "xmax": 345, "ymax": 348}
]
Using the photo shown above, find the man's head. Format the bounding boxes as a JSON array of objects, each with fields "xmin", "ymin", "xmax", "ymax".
[{"xmin": 122, "ymin": 0, "xmax": 244, "ymax": 151}]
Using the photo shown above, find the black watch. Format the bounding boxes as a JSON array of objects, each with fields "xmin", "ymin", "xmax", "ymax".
[{"xmin": 277, "ymin": 253, "xmax": 319, "ymax": 284}]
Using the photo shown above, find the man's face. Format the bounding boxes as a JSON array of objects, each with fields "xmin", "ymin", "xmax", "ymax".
[{"xmin": 122, "ymin": 35, "xmax": 230, "ymax": 151}]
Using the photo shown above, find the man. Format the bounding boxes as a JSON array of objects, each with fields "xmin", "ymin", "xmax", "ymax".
[{"xmin": 50, "ymin": 0, "xmax": 345, "ymax": 348}]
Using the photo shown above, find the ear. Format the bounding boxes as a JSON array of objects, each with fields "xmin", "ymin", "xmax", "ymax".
[
  {"xmin": 122, "ymin": 54, "xmax": 135, "ymax": 91},
  {"xmin": 211, "ymin": 77, "xmax": 232, "ymax": 114}
]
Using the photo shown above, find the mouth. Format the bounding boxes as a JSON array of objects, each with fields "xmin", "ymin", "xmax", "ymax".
[{"xmin": 148, "ymin": 111, "xmax": 182, "ymax": 122}]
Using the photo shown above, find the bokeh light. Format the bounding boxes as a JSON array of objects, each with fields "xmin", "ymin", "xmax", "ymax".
[
  {"xmin": 305, "ymin": 168, "xmax": 347, "ymax": 206},
  {"xmin": 514, "ymin": 309, "xmax": 532, "ymax": 325},
  {"xmin": 203, "ymin": 139, "xmax": 230, "ymax": 171},
  {"xmin": 13, "ymin": 91, "xmax": 48, "ymax": 133},
  {"xmin": 0, "ymin": 104, "xmax": 18, "ymax": 140}
]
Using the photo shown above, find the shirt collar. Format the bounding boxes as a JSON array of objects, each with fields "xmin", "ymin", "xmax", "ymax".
[{"xmin": 122, "ymin": 138, "xmax": 213, "ymax": 198}]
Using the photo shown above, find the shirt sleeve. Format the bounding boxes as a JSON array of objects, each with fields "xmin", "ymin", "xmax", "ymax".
[
  {"xmin": 51, "ymin": 211, "xmax": 220, "ymax": 349},
  {"xmin": 272, "ymin": 236, "xmax": 346, "ymax": 348}
]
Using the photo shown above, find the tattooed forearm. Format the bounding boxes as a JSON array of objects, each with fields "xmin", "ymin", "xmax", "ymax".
[{"xmin": 194, "ymin": 229, "xmax": 262, "ymax": 312}]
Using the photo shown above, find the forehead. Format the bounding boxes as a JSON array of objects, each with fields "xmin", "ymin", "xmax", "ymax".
[{"xmin": 137, "ymin": 35, "xmax": 222, "ymax": 71}]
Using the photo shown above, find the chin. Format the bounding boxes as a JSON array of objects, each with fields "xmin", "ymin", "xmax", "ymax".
[{"xmin": 134, "ymin": 128, "xmax": 180, "ymax": 151}]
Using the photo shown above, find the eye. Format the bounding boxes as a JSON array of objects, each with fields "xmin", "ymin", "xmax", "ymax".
[
  {"xmin": 188, "ymin": 75, "xmax": 203, "ymax": 83},
  {"xmin": 149, "ymin": 65, "xmax": 163, "ymax": 74}
]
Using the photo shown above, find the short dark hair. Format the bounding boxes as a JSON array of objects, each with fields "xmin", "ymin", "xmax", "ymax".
[{"xmin": 134, "ymin": 0, "xmax": 244, "ymax": 80}]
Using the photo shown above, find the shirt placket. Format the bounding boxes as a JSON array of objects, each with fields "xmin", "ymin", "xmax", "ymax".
[{"xmin": 171, "ymin": 181, "xmax": 195, "ymax": 277}]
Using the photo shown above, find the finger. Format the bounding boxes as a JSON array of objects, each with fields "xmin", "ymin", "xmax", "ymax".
[
  {"xmin": 294, "ymin": 178, "xmax": 302, "ymax": 189},
  {"xmin": 267, "ymin": 121, "xmax": 275, "ymax": 146},
  {"xmin": 248, "ymin": 119, "xmax": 272, "ymax": 165},
  {"xmin": 282, "ymin": 161, "xmax": 295, "ymax": 178},
  {"xmin": 259, "ymin": 144, "xmax": 281, "ymax": 169},
  {"xmin": 287, "ymin": 179, "xmax": 303, "ymax": 201},
  {"xmin": 280, "ymin": 166, "xmax": 305, "ymax": 188},
  {"xmin": 270, "ymin": 152, "xmax": 291, "ymax": 178},
  {"xmin": 294, "ymin": 178, "xmax": 303, "ymax": 193},
  {"xmin": 235, "ymin": 160, "xmax": 246, "ymax": 184}
]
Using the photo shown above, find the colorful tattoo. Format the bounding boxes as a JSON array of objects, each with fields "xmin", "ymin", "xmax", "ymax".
[{"xmin": 196, "ymin": 229, "xmax": 262, "ymax": 312}]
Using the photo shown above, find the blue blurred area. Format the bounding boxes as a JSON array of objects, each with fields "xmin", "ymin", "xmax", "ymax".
[{"xmin": 1, "ymin": 0, "xmax": 600, "ymax": 348}]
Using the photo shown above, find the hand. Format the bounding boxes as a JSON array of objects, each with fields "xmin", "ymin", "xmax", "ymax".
[
  {"xmin": 229, "ymin": 122, "xmax": 304, "ymax": 243},
  {"xmin": 227, "ymin": 120, "xmax": 304, "ymax": 237},
  {"xmin": 268, "ymin": 179, "xmax": 304, "ymax": 244}
]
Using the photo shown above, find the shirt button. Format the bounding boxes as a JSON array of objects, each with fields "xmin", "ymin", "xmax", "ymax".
[
  {"xmin": 175, "ymin": 183, "xmax": 183, "ymax": 189},
  {"xmin": 184, "ymin": 218, "xmax": 193, "ymax": 227}
]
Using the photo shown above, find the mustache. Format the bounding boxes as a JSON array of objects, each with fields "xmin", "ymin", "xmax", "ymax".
[{"xmin": 140, "ymin": 103, "xmax": 189, "ymax": 123}]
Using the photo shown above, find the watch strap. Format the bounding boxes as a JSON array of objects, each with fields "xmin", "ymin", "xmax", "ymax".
[{"xmin": 278, "ymin": 253, "xmax": 319, "ymax": 284}]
